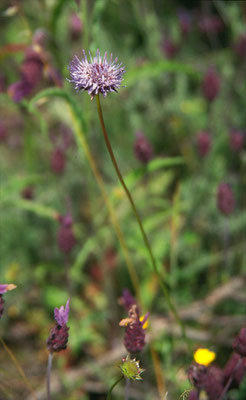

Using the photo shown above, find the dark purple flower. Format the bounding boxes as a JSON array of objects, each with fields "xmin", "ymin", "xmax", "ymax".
[
  {"xmin": 57, "ymin": 215, "xmax": 76, "ymax": 253},
  {"xmin": 8, "ymin": 80, "xmax": 32, "ymax": 102},
  {"xmin": 230, "ymin": 130, "xmax": 244, "ymax": 152},
  {"xmin": 69, "ymin": 13, "xmax": 83, "ymax": 40},
  {"xmin": 47, "ymin": 324, "xmax": 69, "ymax": 353},
  {"xmin": 198, "ymin": 15, "xmax": 223, "ymax": 35},
  {"xmin": 162, "ymin": 37, "xmax": 179, "ymax": 59},
  {"xmin": 120, "ymin": 304, "xmax": 149, "ymax": 354},
  {"xmin": 224, "ymin": 353, "xmax": 246, "ymax": 389},
  {"xmin": 21, "ymin": 186, "xmax": 34, "ymax": 200},
  {"xmin": 50, "ymin": 147, "xmax": 66, "ymax": 174},
  {"xmin": 196, "ymin": 131, "xmax": 211, "ymax": 158},
  {"xmin": 233, "ymin": 327, "xmax": 246, "ymax": 357},
  {"xmin": 202, "ymin": 67, "xmax": 220, "ymax": 102},
  {"xmin": 47, "ymin": 299, "xmax": 70, "ymax": 353},
  {"xmin": 188, "ymin": 363, "xmax": 223, "ymax": 400},
  {"xmin": 68, "ymin": 49, "xmax": 125, "ymax": 99},
  {"xmin": 134, "ymin": 132, "xmax": 153, "ymax": 164},
  {"xmin": 178, "ymin": 10, "xmax": 192, "ymax": 36},
  {"xmin": 20, "ymin": 49, "xmax": 43, "ymax": 86},
  {"xmin": 234, "ymin": 34, "xmax": 246, "ymax": 58},
  {"xmin": 217, "ymin": 183, "xmax": 235, "ymax": 216}
]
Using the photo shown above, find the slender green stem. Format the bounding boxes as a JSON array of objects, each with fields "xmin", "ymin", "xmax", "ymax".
[
  {"xmin": 107, "ymin": 375, "xmax": 124, "ymax": 400},
  {"xmin": 47, "ymin": 352, "xmax": 53, "ymax": 400},
  {"xmin": 96, "ymin": 94, "xmax": 187, "ymax": 343}
]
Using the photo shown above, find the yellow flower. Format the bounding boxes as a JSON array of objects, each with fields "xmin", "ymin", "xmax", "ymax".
[{"xmin": 194, "ymin": 348, "xmax": 216, "ymax": 366}]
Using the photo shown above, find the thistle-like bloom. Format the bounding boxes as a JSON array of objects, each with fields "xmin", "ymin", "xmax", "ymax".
[
  {"xmin": 119, "ymin": 354, "xmax": 144, "ymax": 381},
  {"xmin": 68, "ymin": 50, "xmax": 125, "ymax": 99}
]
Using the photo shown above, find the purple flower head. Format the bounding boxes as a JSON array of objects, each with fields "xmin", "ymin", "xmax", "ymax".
[
  {"xmin": 217, "ymin": 183, "xmax": 235, "ymax": 216},
  {"xmin": 188, "ymin": 363, "xmax": 223, "ymax": 399},
  {"xmin": 134, "ymin": 131, "xmax": 153, "ymax": 164},
  {"xmin": 54, "ymin": 298, "xmax": 70, "ymax": 326},
  {"xmin": 196, "ymin": 131, "xmax": 211, "ymax": 158},
  {"xmin": 47, "ymin": 324, "xmax": 69, "ymax": 353},
  {"xmin": 8, "ymin": 80, "xmax": 32, "ymax": 102},
  {"xmin": 223, "ymin": 353, "xmax": 246, "ymax": 389},
  {"xmin": 202, "ymin": 66, "xmax": 220, "ymax": 102},
  {"xmin": 68, "ymin": 49, "xmax": 125, "ymax": 99},
  {"xmin": 230, "ymin": 130, "xmax": 244, "ymax": 152},
  {"xmin": 198, "ymin": 15, "xmax": 223, "ymax": 35},
  {"xmin": 120, "ymin": 304, "xmax": 148, "ymax": 354}
]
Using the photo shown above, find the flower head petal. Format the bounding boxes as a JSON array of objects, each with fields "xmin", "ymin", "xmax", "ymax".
[{"xmin": 54, "ymin": 298, "xmax": 70, "ymax": 326}]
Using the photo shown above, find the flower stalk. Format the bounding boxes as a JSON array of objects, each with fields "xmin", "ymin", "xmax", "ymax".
[
  {"xmin": 46, "ymin": 352, "xmax": 53, "ymax": 400},
  {"xmin": 107, "ymin": 375, "xmax": 124, "ymax": 400},
  {"xmin": 96, "ymin": 94, "xmax": 187, "ymax": 343}
]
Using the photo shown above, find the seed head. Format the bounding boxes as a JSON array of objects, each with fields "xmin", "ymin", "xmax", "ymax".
[
  {"xmin": 119, "ymin": 354, "xmax": 144, "ymax": 381},
  {"xmin": 68, "ymin": 50, "xmax": 125, "ymax": 99}
]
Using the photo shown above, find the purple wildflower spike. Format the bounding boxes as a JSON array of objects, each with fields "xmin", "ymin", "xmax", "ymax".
[
  {"xmin": 0, "ymin": 284, "xmax": 16, "ymax": 294},
  {"xmin": 68, "ymin": 49, "xmax": 125, "ymax": 99},
  {"xmin": 54, "ymin": 298, "xmax": 70, "ymax": 326}
]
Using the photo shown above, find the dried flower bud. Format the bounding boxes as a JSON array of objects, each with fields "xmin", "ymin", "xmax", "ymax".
[
  {"xmin": 217, "ymin": 183, "xmax": 235, "ymax": 216},
  {"xmin": 68, "ymin": 50, "xmax": 125, "ymax": 100},
  {"xmin": 196, "ymin": 131, "xmax": 211, "ymax": 158},
  {"xmin": 230, "ymin": 131, "xmax": 244, "ymax": 152},
  {"xmin": 47, "ymin": 323, "xmax": 69, "ymax": 352},
  {"xmin": 119, "ymin": 354, "xmax": 144, "ymax": 380},
  {"xmin": 162, "ymin": 37, "xmax": 179, "ymax": 59},
  {"xmin": 234, "ymin": 34, "xmax": 246, "ymax": 58},
  {"xmin": 69, "ymin": 13, "xmax": 83, "ymax": 40},
  {"xmin": 134, "ymin": 132, "xmax": 153, "ymax": 164},
  {"xmin": 202, "ymin": 67, "xmax": 220, "ymax": 102},
  {"xmin": 8, "ymin": 80, "xmax": 32, "ymax": 102},
  {"xmin": 233, "ymin": 328, "xmax": 246, "ymax": 357},
  {"xmin": 21, "ymin": 186, "xmax": 34, "ymax": 200},
  {"xmin": 50, "ymin": 148, "xmax": 66, "ymax": 174}
]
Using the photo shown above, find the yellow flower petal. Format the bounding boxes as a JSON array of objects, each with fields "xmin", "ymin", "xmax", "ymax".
[{"xmin": 194, "ymin": 348, "xmax": 216, "ymax": 366}]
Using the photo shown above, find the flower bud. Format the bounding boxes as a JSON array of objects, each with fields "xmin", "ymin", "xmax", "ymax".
[
  {"xmin": 202, "ymin": 67, "xmax": 220, "ymax": 102},
  {"xmin": 230, "ymin": 130, "xmax": 244, "ymax": 152},
  {"xmin": 50, "ymin": 147, "xmax": 66, "ymax": 174},
  {"xmin": 69, "ymin": 13, "xmax": 83, "ymax": 41},
  {"xmin": 196, "ymin": 131, "xmax": 211, "ymax": 158},
  {"xmin": 233, "ymin": 328, "xmax": 246, "ymax": 357},
  {"xmin": 217, "ymin": 183, "xmax": 235, "ymax": 216},
  {"xmin": 134, "ymin": 132, "xmax": 153, "ymax": 164},
  {"xmin": 57, "ymin": 216, "xmax": 76, "ymax": 253}
]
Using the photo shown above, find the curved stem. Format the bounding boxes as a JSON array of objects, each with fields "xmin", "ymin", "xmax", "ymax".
[
  {"xmin": 47, "ymin": 352, "xmax": 53, "ymax": 400},
  {"xmin": 96, "ymin": 94, "xmax": 187, "ymax": 343},
  {"xmin": 107, "ymin": 375, "xmax": 124, "ymax": 400}
]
